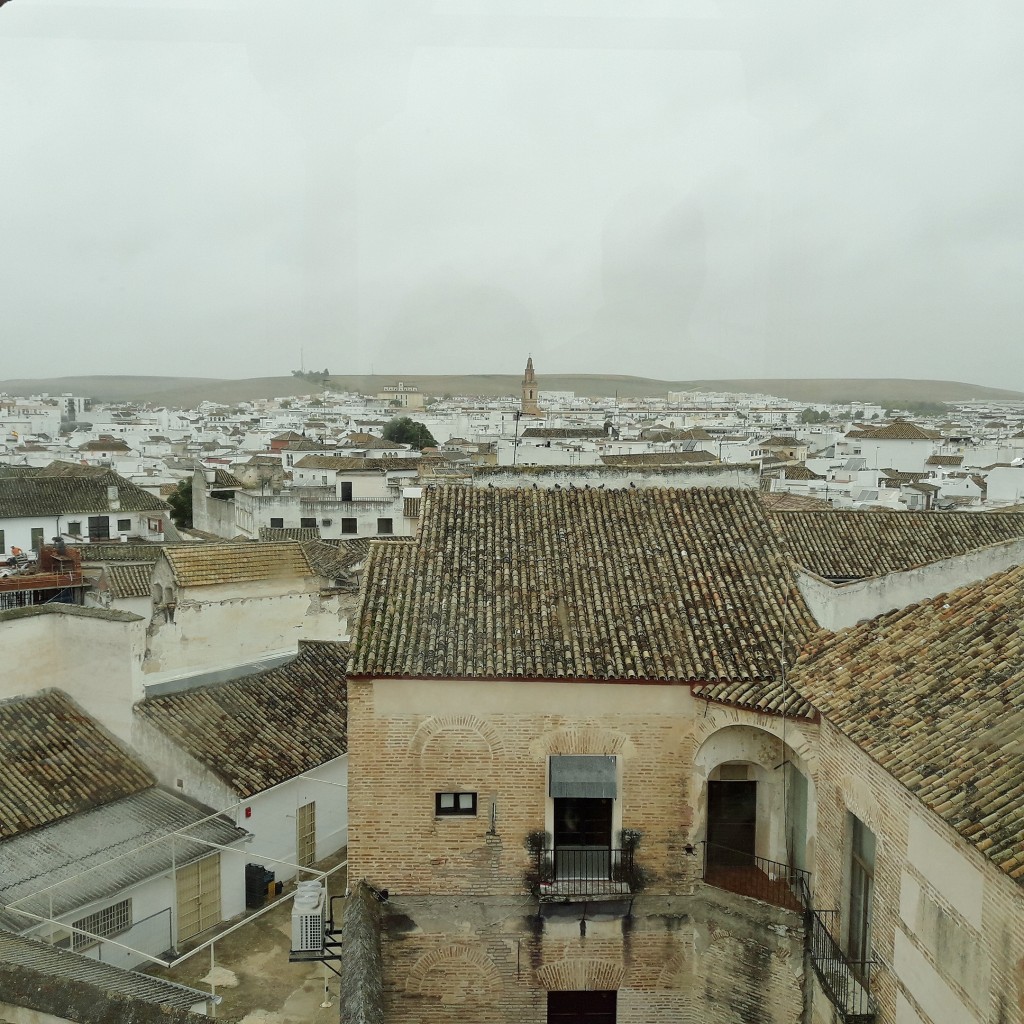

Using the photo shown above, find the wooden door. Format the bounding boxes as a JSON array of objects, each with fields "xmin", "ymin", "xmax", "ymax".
[
  {"xmin": 296, "ymin": 801, "xmax": 317, "ymax": 868},
  {"xmin": 707, "ymin": 781, "xmax": 757, "ymax": 866},
  {"xmin": 176, "ymin": 854, "xmax": 221, "ymax": 943}
]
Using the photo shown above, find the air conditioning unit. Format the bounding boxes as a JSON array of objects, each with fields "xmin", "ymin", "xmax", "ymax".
[
  {"xmin": 291, "ymin": 881, "xmax": 325, "ymax": 952},
  {"xmin": 322, "ymin": 518, "xmax": 333, "ymax": 527}
]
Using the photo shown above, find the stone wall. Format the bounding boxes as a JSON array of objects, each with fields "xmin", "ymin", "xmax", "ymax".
[
  {"xmin": 813, "ymin": 719, "xmax": 1024, "ymax": 1024},
  {"xmin": 378, "ymin": 889, "xmax": 804, "ymax": 1024}
]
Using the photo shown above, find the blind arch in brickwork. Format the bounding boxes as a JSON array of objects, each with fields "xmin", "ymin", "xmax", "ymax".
[
  {"xmin": 535, "ymin": 957, "xmax": 625, "ymax": 992},
  {"xmin": 405, "ymin": 943, "xmax": 503, "ymax": 1004},
  {"xmin": 529, "ymin": 725, "xmax": 636, "ymax": 760},
  {"xmin": 407, "ymin": 714, "xmax": 505, "ymax": 761}
]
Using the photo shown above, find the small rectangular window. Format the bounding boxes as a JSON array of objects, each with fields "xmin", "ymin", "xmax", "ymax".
[
  {"xmin": 72, "ymin": 898, "xmax": 132, "ymax": 950},
  {"xmin": 270, "ymin": 517, "xmax": 284, "ymax": 529},
  {"xmin": 377, "ymin": 518, "xmax": 394, "ymax": 535},
  {"xmin": 300, "ymin": 517, "xmax": 317, "ymax": 528},
  {"xmin": 341, "ymin": 518, "xmax": 357, "ymax": 535},
  {"xmin": 117, "ymin": 519, "xmax": 131, "ymax": 532},
  {"xmin": 0, "ymin": 529, "xmax": 5, "ymax": 552},
  {"xmin": 436, "ymin": 792, "xmax": 477, "ymax": 816},
  {"xmin": 67, "ymin": 522, "xmax": 81, "ymax": 536}
]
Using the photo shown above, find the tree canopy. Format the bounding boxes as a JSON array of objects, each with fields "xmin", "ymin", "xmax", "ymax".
[
  {"xmin": 167, "ymin": 479, "xmax": 193, "ymax": 529},
  {"xmin": 382, "ymin": 416, "xmax": 437, "ymax": 449}
]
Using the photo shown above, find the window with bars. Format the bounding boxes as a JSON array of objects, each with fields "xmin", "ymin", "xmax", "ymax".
[{"xmin": 72, "ymin": 898, "xmax": 132, "ymax": 950}]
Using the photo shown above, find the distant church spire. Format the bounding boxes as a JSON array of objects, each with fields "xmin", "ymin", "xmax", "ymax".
[{"xmin": 521, "ymin": 356, "xmax": 541, "ymax": 417}]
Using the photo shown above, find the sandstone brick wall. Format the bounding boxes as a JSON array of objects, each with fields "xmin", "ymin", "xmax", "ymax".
[
  {"xmin": 347, "ymin": 677, "xmax": 704, "ymax": 896},
  {"xmin": 813, "ymin": 719, "xmax": 1024, "ymax": 1024},
  {"xmin": 379, "ymin": 890, "xmax": 804, "ymax": 1024}
]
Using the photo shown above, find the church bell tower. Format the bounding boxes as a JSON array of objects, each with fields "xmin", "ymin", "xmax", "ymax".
[{"xmin": 520, "ymin": 356, "xmax": 541, "ymax": 417}]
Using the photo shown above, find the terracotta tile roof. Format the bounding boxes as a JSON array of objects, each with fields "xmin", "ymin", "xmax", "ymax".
[
  {"xmin": 293, "ymin": 455, "xmax": 421, "ymax": 472},
  {"xmin": 259, "ymin": 526, "xmax": 321, "ymax": 541},
  {"xmin": 135, "ymin": 641, "xmax": 348, "ymax": 797},
  {"xmin": 855, "ymin": 419, "xmax": 943, "ymax": 440},
  {"xmin": 74, "ymin": 543, "xmax": 162, "ymax": 563},
  {"xmin": 880, "ymin": 469, "xmax": 929, "ymax": 485},
  {"xmin": 300, "ymin": 539, "xmax": 368, "ymax": 584},
  {"xmin": 105, "ymin": 563, "xmax": 153, "ymax": 599},
  {"xmin": 0, "ymin": 471, "xmax": 168, "ymax": 518},
  {"xmin": 760, "ymin": 436, "xmax": 804, "ymax": 448},
  {"xmin": 758, "ymin": 493, "xmax": 834, "ymax": 511},
  {"xmin": 769, "ymin": 510, "xmax": 1024, "ymax": 580},
  {"xmin": 77, "ymin": 438, "xmax": 132, "ymax": 452},
  {"xmin": 790, "ymin": 564, "xmax": 1024, "ymax": 885},
  {"xmin": 521, "ymin": 427, "xmax": 607, "ymax": 439},
  {"xmin": 349, "ymin": 487, "xmax": 816, "ymax": 683},
  {"xmin": 692, "ymin": 678, "xmax": 815, "ymax": 719},
  {"xmin": 209, "ymin": 468, "xmax": 243, "ymax": 488},
  {"xmin": 161, "ymin": 541, "xmax": 314, "ymax": 587},
  {"xmin": 599, "ymin": 451, "xmax": 719, "ymax": 467},
  {"xmin": 0, "ymin": 691, "xmax": 154, "ymax": 838},
  {"xmin": 926, "ymin": 454, "xmax": 964, "ymax": 466},
  {"xmin": 780, "ymin": 465, "xmax": 823, "ymax": 480}
]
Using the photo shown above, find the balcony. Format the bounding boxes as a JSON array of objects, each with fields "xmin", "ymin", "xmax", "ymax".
[
  {"xmin": 533, "ymin": 847, "xmax": 638, "ymax": 901},
  {"xmin": 702, "ymin": 842, "xmax": 809, "ymax": 913},
  {"xmin": 807, "ymin": 908, "xmax": 878, "ymax": 1023}
]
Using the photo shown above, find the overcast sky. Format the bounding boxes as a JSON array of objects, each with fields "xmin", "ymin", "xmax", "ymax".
[{"xmin": 2, "ymin": 0, "xmax": 1022, "ymax": 388}]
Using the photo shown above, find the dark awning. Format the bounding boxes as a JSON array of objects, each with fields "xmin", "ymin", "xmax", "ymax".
[{"xmin": 549, "ymin": 755, "xmax": 617, "ymax": 799}]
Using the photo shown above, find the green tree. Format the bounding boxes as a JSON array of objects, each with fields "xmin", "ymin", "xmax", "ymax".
[
  {"xmin": 382, "ymin": 416, "xmax": 438, "ymax": 449},
  {"xmin": 799, "ymin": 407, "xmax": 822, "ymax": 424},
  {"xmin": 167, "ymin": 479, "xmax": 193, "ymax": 529}
]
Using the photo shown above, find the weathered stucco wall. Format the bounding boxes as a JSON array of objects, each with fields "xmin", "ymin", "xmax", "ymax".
[
  {"xmin": 0, "ymin": 607, "xmax": 146, "ymax": 742},
  {"xmin": 143, "ymin": 563, "xmax": 346, "ymax": 682},
  {"xmin": 796, "ymin": 536, "xmax": 1024, "ymax": 631}
]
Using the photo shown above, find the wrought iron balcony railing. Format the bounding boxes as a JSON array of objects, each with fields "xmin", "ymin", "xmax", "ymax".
[
  {"xmin": 702, "ymin": 841, "xmax": 810, "ymax": 913},
  {"xmin": 805, "ymin": 904, "xmax": 878, "ymax": 1023},
  {"xmin": 533, "ymin": 847, "xmax": 637, "ymax": 899}
]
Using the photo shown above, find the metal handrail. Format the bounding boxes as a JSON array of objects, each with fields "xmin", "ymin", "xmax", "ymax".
[
  {"xmin": 806, "ymin": 904, "xmax": 878, "ymax": 1021},
  {"xmin": 701, "ymin": 841, "xmax": 811, "ymax": 912},
  {"xmin": 534, "ymin": 846, "xmax": 636, "ymax": 896}
]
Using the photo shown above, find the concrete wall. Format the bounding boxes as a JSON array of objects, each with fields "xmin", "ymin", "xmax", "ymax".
[
  {"xmin": 0, "ymin": 607, "xmax": 146, "ymax": 743},
  {"xmin": 813, "ymin": 718, "xmax": 1024, "ymax": 1024},
  {"xmin": 796, "ymin": 536, "xmax": 1024, "ymax": 631}
]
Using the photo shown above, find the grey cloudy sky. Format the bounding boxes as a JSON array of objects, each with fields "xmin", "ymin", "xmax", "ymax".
[{"xmin": 2, "ymin": 0, "xmax": 1022, "ymax": 388}]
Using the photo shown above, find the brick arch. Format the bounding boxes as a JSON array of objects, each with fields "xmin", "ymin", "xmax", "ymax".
[
  {"xmin": 405, "ymin": 944, "xmax": 502, "ymax": 1004},
  {"xmin": 530, "ymin": 725, "xmax": 636, "ymax": 760},
  {"xmin": 693, "ymin": 712, "xmax": 816, "ymax": 777},
  {"xmin": 654, "ymin": 950, "xmax": 691, "ymax": 989},
  {"xmin": 536, "ymin": 957, "xmax": 624, "ymax": 992},
  {"xmin": 407, "ymin": 715, "xmax": 504, "ymax": 761}
]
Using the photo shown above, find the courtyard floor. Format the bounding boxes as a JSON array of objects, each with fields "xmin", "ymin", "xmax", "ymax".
[{"xmin": 146, "ymin": 851, "xmax": 347, "ymax": 1023}]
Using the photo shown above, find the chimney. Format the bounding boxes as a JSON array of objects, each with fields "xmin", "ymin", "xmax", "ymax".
[{"xmin": 107, "ymin": 484, "xmax": 121, "ymax": 511}]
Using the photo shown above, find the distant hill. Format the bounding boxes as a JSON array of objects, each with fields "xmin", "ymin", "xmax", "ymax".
[{"xmin": 1, "ymin": 374, "xmax": 1022, "ymax": 408}]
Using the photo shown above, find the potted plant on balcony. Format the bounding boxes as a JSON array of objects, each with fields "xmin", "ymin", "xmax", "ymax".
[
  {"xmin": 523, "ymin": 829, "xmax": 553, "ymax": 893},
  {"xmin": 614, "ymin": 828, "xmax": 648, "ymax": 891}
]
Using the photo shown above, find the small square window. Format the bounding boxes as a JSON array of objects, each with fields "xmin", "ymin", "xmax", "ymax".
[
  {"xmin": 270, "ymin": 517, "xmax": 284, "ymax": 529},
  {"xmin": 436, "ymin": 792, "xmax": 476, "ymax": 816},
  {"xmin": 341, "ymin": 518, "xmax": 357, "ymax": 535},
  {"xmin": 300, "ymin": 517, "xmax": 316, "ymax": 528},
  {"xmin": 377, "ymin": 518, "xmax": 394, "ymax": 535},
  {"xmin": 67, "ymin": 522, "xmax": 81, "ymax": 536},
  {"xmin": 117, "ymin": 519, "xmax": 131, "ymax": 532}
]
